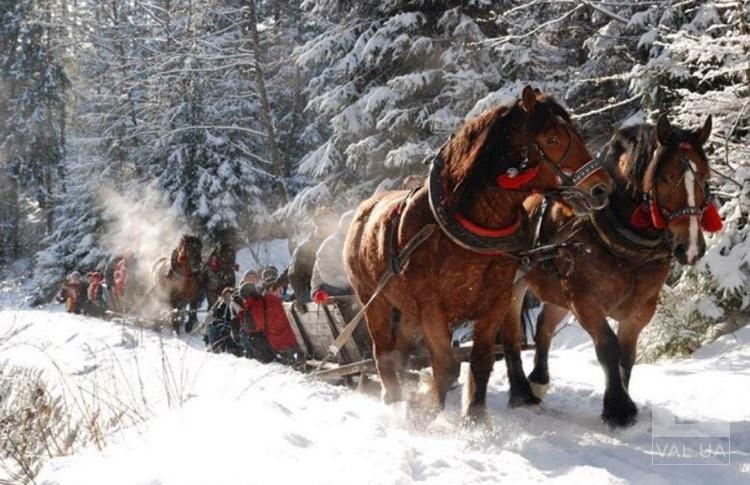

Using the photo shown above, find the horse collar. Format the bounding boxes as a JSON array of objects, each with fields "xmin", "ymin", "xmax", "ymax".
[
  {"xmin": 591, "ymin": 204, "xmax": 671, "ymax": 262},
  {"xmin": 428, "ymin": 154, "xmax": 529, "ymax": 255}
]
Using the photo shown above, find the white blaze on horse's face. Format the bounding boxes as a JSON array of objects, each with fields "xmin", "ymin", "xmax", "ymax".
[{"xmin": 684, "ymin": 160, "xmax": 700, "ymax": 264}]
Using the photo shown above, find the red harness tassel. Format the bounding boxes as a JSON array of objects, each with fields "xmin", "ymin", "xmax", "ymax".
[
  {"xmin": 629, "ymin": 204, "xmax": 652, "ymax": 229},
  {"xmin": 650, "ymin": 200, "xmax": 666, "ymax": 229},
  {"xmin": 496, "ymin": 166, "xmax": 539, "ymax": 190},
  {"xmin": 701, "ymin": 203, "xmax": 723, "ymax": 232}
]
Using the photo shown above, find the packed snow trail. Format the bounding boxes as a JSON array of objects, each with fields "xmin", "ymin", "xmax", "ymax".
[{"xmin": 1, "ymin": 309, "xmax": 748, "ymax": 484}]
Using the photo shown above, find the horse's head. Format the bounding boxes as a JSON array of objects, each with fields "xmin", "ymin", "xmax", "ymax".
[
  {"xmin": 639, "ymin": 114, "xmax": 717, "ymax": 265},
  {"xmin": 442, "ymin": 85, "xmax": 612, "ymax": 213},
  {"xmin": 177, "ymin": 235, "xmax": 204, "ymax": 274}
]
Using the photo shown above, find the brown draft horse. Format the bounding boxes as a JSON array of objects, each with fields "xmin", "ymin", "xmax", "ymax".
[
  {"xmin": 152, "ymin": 234, "xmax": 204, "ymax": 333},
  {"xmin": 204, "ymin": 239, "xmax": 238, "ymax": 308},
  {"xmin": 344, "ymin": 86, "xmax": 613, "ymax": 420},
  {"xmin": 506, "ymin": 114, "xmax": 718, "ymax": 427}
]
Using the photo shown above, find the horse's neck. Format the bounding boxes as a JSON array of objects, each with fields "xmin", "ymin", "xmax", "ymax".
[{"xmin": 461, "ymin": 186, "xmax": 525, "ymax": 228}]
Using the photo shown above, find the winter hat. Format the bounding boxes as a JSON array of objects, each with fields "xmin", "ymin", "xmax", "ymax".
[
  {"xmin": 239, "ymin": 282, "xmax": 261, "ymax": 299},
  {"xmin": 67, "ymin": 271, "xmax": 81, "ymax": 283},
  {"xmin": 242, "ymin": 269, "xmax": 259, "ymax": 282},
  {"xmin": 261, "ymin": 266, "xmax": 278, "ymax": 282}
]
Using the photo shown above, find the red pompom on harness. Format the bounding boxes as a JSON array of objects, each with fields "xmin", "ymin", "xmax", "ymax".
[
  {"xmin": 650, "ymin": 199, "xmax": 666, "ymax": 229},
  {"xmin": 630, "ymin": 201, "xmax": 723, "ymax": 233},
  {"xmin": 496, "ymin": 166, "xmax": 539, "ymax": 190},
  {"xmin": 701, "ymin": 203, "xmax": 723, "ymax": 232}
]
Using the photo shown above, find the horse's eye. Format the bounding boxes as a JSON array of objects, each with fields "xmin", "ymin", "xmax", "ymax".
[
  {"xmin": 546, "ymin": 137, "xmax": 557, "ymax": 145},
  {"xmin": 658, "ymin": 174, "xmax": 669, "ymax": 183}
]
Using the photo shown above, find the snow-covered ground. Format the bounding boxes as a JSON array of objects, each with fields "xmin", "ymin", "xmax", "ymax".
[{"xmin": 1, "ymin": 308, "xmax": 748, "ymax": 484}]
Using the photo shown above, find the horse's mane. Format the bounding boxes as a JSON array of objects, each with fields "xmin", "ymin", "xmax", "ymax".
[
  {"xmin": 180, "ymin": 234, "xmax": 202, "ymax": 245},
  {"xmin": 440, "ymin": 94, "xmax": 572, "ymax": 204},
  {"xmin": 603, "ymin": 123, "xmax": 708, "ymax": 196}
]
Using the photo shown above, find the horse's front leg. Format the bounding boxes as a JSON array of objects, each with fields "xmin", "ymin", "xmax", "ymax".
[
  {"xmin": 185, "ymin": 298, "xmax": 198, "ymax": 334},
  {"xmin": 574, "ymin": 303, "xmax": 637, "ymax": 427},
  {"xmin": 170, "ymin": 298, "xmax": 181, "ymax": 335},
  {"xmin": 618, "ymin": 296, "xmax": 658, "ymax": 390},
  {"xmin": 527, "ymin": 302, "xmax": 569, "ymax": 398},
  {"xmin": 500, "ymin": 289, "xmax": 541, "ymax": 408}
]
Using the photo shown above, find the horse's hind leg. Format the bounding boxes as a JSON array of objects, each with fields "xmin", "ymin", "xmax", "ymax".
[
  {"xmin": 366, "ymin": 297, "xmax": 403, "ymax": 404},
  {"xmin": 527, "ymin": 303, "xmax": 569, "ymax": 398}
]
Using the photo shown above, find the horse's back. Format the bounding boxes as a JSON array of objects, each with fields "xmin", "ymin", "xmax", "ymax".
[{"xmin": 344, "ymin": 190, "xmax": 411, "ymax": 290}]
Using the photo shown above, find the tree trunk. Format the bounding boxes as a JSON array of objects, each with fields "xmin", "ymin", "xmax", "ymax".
[
  {"xmin": 245, "ymin": 0, "xmax": 289, "ymax": 203},
  {"xmin": 740, "ymin": 1, "xmax": 750, "ymax": 87}
]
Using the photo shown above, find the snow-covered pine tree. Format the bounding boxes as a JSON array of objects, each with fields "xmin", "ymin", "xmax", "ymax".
[
  {"xmin": 292, "ymin": 0, "xmax": 510, "ymax": 213},
  {"xmin": 0, "ymin": 0, "xmax": 68, "ymax": 259}
]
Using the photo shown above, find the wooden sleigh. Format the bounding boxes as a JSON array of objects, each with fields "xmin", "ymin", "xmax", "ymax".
[{"xmin": 282, "ymin": 294, "xmax": 537, "ymax": 382}]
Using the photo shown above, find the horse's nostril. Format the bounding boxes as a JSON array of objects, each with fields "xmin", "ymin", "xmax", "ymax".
[
  {"xmin": 673, "ymin": 244, "xmax": 686, "ymax": 258},
  {"xmin": 590, "ymin": 184, "xmax": 608, "ymax": 200}
]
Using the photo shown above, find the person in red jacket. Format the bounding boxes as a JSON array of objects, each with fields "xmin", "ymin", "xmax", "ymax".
[
  {"xmin": 237, "ymin": 282, "xmax": 275, "ymax": 362},
  {"xmin": 238, "ymin": 281, "xmax": 301, "ymax": 364}
]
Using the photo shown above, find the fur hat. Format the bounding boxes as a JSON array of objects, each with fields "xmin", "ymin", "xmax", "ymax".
[
  {"xmin": 239, "ymin": 282, "xmax": 261, "ymax": 299},
  {"xmin": 242, "ymin": 269, "xmax": 259, "ymax": 281}
]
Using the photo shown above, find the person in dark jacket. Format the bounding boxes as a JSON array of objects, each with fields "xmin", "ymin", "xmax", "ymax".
[{"xmin": 206, "ymin": 287, "xmax": 244, "ymax": 354}]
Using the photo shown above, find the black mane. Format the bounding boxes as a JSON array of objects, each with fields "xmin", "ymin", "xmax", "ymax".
[{"xmin": 601, "ymin": 122, "xmax": 707, "ymax": 196}]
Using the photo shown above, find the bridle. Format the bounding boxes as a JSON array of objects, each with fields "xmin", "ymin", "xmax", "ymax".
[
  {"xmin": 428, "ymin": 118, "xmax": 607, "ymax": 255},
  {"xmin": 497, "ymin": 122, "xmax": 605, "ymax": 191},
  {"xmin": 636, "ymin": 142, "xmax": 722, "ymax": 232}
]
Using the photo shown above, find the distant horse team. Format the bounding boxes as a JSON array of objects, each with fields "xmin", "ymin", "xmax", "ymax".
[{"xmin": 55, "ymin": 85, "xmax": 721, "ymax": 428}]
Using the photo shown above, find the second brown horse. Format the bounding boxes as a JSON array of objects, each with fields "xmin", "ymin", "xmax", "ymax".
[
  {"xmin": 506, "ymin": 114, "xmax": 718, "ymax": 427},
  {"xmin": 345, "ymin": 86, "xmax": 613, "ymax": 420}
]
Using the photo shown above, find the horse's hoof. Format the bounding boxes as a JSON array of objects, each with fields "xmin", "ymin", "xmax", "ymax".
[
  {"xmin": 508, "ymin": 390, "xmax": 542, "ymax": 408},
  {"xmin": 602, "ymin": 392, "xmax": 638, "ymax": 428},
  {"xmin": 381, "ymin": 386, "xmax": 403, "ymax": 404},
  {"xmin": 407, "ymin": 394, "xmax": 439, "ymax": 423},
  {"xmin": 461, "ymin": 405, "xmax": 489, "ymax": 427}
]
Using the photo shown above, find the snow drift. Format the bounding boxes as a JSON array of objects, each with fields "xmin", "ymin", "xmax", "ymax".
[{"xmin": 0, "ymin": 309, "xmax": 748, "ymax": 484}]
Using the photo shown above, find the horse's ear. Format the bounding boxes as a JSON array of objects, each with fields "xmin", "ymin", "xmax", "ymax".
[
  {"xmin": 698, "ymin": 114, "xmax": 712, "ymax": 145},
  {"xmin": 656, "ymin": 114, "xmax": 672, "ymax": 145},
  {"xmin": 521, "ymin": 85, "xmax": 537, "ymax": 113}
]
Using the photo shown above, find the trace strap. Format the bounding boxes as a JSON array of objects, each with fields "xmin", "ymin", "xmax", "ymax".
[{"xmin": 314, "ymin": 216, "xmax": 437, "ymax": 372}]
